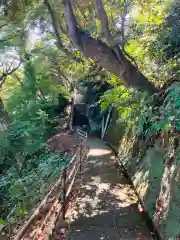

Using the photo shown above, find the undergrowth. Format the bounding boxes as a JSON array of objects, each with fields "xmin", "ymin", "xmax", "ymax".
[
  {"xmin": 0, "ymin": 114, "xmax": 71, "ymax": 232},
  {"xmin": 100, "ymin": 81, "xmax": 180, "ymax": 148},
  {"xmin": 0, "ymin": 152, "xmax": 70, "ymax": 230},
  {"xmin": 0, "ymin": 60, "xmax": 71, "ymax": 232}
]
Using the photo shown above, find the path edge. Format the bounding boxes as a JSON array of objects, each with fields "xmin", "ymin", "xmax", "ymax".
[{"xmin": 104, "ymin": 141, "xmax": 162, "ymax": 240}]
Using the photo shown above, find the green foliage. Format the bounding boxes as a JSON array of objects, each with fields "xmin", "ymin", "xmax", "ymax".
[
  {"xmin": 0, "ymin": 120, "xmax": 45, "ymax": 171},
  {"xmin": 98, "ymin": 0, "xmax": 180, "ymax": 144},
  {"xmin": 100, "ymin": 84, "xmax": 151, "ymax": 136},
  {"xmin": 0, "ymin": 152, "xmax": 70, "ymax": 228},
  {"xmin": 145, "ymin": 82, "xmax": 180, "ymax": 136},
  {"xmin": 0, "ymin": 0, "xmax": 180, "ymax": 235},
  {"xmin": 151, "ymin": 1, "xmax": 180, "ymax": 60},
  {"xmin": 0, "ymin": 46, "xmax": 71, "ymax": 232},
  {"xmin": 124, "ymin": 0, "xmax": 180, "ymax": 85},
  {"xmin": 101, "ymin": 80, "xmax": 180, "ymax": 140},
  {"xmin": 0, "ymin": 73, "xmax": 70, "ymax": 232}
]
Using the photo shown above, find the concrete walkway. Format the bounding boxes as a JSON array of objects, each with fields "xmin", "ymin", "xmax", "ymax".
[{"xmin": 66, "ymin": 138, "xmax": 152, "ymax": 239}]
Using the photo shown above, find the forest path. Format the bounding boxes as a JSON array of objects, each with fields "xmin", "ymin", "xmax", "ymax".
[{"xmin": 66, "ymin": 138, "xmax": 152, "ymax": 239}]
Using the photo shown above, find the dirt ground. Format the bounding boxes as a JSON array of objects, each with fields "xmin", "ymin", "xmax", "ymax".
[{"xmin": 47, "ymin": 132, "xmax": 81, "ymax": 155}]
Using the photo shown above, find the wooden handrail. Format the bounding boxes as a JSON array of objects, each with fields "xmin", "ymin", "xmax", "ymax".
[
  {"xmin": 13, "ymin": 136, "xmax": 88, "ymax": 240},
  {"xmin": 14, "ymin": 174, "xmax": 64, "ymax": 240}
]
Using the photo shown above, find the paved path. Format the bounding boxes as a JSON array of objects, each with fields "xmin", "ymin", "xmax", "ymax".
[{"xmin": 66, "ymin": 138, "xmax": 152, "ymax": 239}]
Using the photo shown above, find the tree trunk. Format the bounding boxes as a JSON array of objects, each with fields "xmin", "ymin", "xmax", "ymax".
[
  {"xmin": 77, "ymin": 32, "xmax": 156, "ymax": 93},
  {"xmin": 64, "ymin": 0, "xmax": 158, "ymax": 94}
]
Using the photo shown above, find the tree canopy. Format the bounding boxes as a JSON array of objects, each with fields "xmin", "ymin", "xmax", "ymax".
[
  {"xmin": 0, "ymin": 0, "xmax": 180, "ymax": 237},
  {"xmin": 0, "ymin": 0, "xmax": 178, "ymax": 93}
]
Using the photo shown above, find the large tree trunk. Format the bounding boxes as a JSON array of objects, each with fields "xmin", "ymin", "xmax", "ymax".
[
  {"xmin": 78, "ymin": 32, "xmax": 156, "ymax": 93},
  {"xmin": 64, "ymin": 0, "xmax": 157, "ymax": 94}
]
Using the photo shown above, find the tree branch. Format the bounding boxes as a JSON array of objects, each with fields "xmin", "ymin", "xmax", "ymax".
[
  {"xmin": 49, "ymin": 56, "xmax": 72, "ymax": 87},
  {"xmin": 64, "ymin": 0, "xmax": 81, "ymax": 49},
  {"xmin": 0, "ymin": 60, "xmax": 22, "ymax": 88},
  {"xmin": 122, "ymin": 48, "xmax": 138, "ymax": 69},
  {"xmin": 96, "ymin": 0, "xmax": 124, "ymax": 46},
  {"xmin": 0, "ymin": 75, "xmax": 6, "ymax": 88},
  {"xmin": 64, "ymin": 0, "xmax": 125, "ymax": 77},
  {"xmin": 96, "ymin": 0, "xmax": 115, "ymax": 46},
  {"xmin": 58, "ymin": 69, "xmax": 72, "ymax": 86},
  {"xmin": 45, "ymin": 0, "xmax": 83, "ymax": 63},
  {"xmin": 64, "ymin": 0, "xmax": 157, "ymax": 93},
  {"xmin": 44, "ymin": 0, "xmax": 64, "ymax": 50},
  {"xmin": 95, "ymin": 0, "xmax": 125, "ymax": 76},
  {"xmin": 76, "ymin": 1, "xmax": 88, "ymax": 24},
  {"xmin": 6, "ymin": 60, "xmax": 22, "ymax": 75},
  {"xmin": 12, "ymin": 73, "xmax": 24, "ymax": 87}
]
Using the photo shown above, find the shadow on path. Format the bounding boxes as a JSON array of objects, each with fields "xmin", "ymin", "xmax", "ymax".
[{"xmin": 66, "ymin": 138, "xmax": 152, "ymax": 239}]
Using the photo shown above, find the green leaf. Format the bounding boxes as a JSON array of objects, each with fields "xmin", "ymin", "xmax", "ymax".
[
  {"xmin": 0, "ymin": 219, "xmax": 5, "ymax": 225},
  {"xmin": 167, "ymin": 91, "xmax": 176, "ymax": 98},
  {"xmin": 175, "ymin": 100, "xmax": 180, "ymax": 107},
  {"xmin": 175, "ymin": 122, "xmax": 180, "ymax": 130}
]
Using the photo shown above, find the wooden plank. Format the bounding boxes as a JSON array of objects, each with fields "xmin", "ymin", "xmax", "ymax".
[
  {"xmin": 66, "ymin": 163, "xmax": 80, "ymax": 198},
  {"xmin": 67, "ymin": 153, "xmax": 77, "ymax": 166},
  {"xmin": 67, "ymin": 157, "xmax": 79, "ymax": 181},
  {"xmin": 79, "ymin": 145, "xmax": 82, "ymax": 173},
  {"xmin": 62, "ymin": 168, "xmax": 67, "ymax": 220}
]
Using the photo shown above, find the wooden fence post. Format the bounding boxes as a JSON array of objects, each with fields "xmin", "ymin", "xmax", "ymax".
[
  {"xmin": 62, "ymin": 167, "xmax": 67, "ymax": 220},
  {"xmin": 79, "ymin": 145, "xmax": 82, "ymax": 173}
]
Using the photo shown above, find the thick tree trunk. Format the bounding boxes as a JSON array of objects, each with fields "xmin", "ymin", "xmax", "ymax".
[
  {"xmin": 64, "ymin": 0, "xmax": 157, "ymax": 94},
  {"xmin": 78, "ymin": 32, "xmax": 156, "ymax": 93}
]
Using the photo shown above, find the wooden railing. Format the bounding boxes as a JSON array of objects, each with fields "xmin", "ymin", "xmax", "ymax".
[
  {"xmin": 14, "ymin": 132, "xmax": 88, "ymax": 240},
  {"xmin": 61, "ymin": 131, "xmax": 87, "ymax": 219}
]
